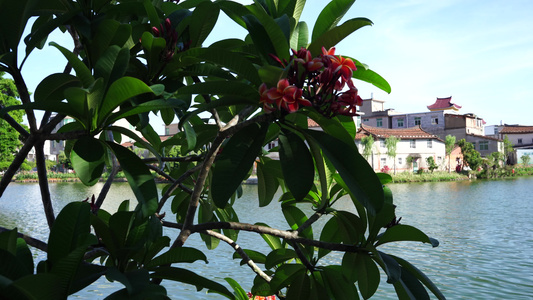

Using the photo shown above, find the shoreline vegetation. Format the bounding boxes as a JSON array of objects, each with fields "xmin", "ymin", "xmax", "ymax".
[{"xmin": 4, "ymin": 166, "xmax": 533, "ymax": 184}]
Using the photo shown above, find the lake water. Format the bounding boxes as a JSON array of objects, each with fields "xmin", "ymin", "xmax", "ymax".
[{"xmin": 1, "ymin": 177, "xmax": 532, "ymax": 299}]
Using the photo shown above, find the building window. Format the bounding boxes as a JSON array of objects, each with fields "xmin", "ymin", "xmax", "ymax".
[
  {"xmin": 437, "ymin": 156, "xmax": 442, "ymax": 162},
  {"xmin": 479, "ymin": 141, "xmax": 489, "ymax": 151},
  {"xmin": 165, "ymin": 128, "xmax": 170, "ymax": 135},
  {"xmin": 518, "ymin": 138, "xmax": 523, "ymax": 144},
  {"xmin": 397, "ymin": 118, "xmax": 404, "ymax": 127},
  {"xmin": 414, "ymin": 117, "xmax": 421, "ymax": 125},
  {"xmin": 472, "ymin": 142, "xmax": 476, "ymax": 149},
  {"xmin": 431, "ymin": 116, "xmax": 438, "ymax": 125},
  {"xmin": 377, "ymin": 118, "xmax": 383, "ymax": 127},
  {"xmin": 363, "ymin": 118, "xmax": 369, "ymax": 122},
  {"xmin": 427, "ymin": 139, "xmax": 432, "ymax": 148},
  {"xmin": 398, "ymin": 157, "xmax": 403, "ymax": 165},
  {"xmin": 381, "ymin": 158, "xmax": 387, "ymax": 165},
  {"xmin": 380, "ymin": 140, "xmax": 386, "ymax": 148},
  {"xmin": 410, "ymin": 139, "xmax": 416, "ymax": 148}
]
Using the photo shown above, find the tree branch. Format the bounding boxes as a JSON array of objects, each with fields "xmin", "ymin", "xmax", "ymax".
[
  {"xmin": 203, "ymin": 229, "xmax": 272, "ymax": 283},
  {"xmin": 156, "ymin": 164, "xmax": 200, "ymax": 213},
  {"xmin": 35, "ymin": 140, "xmax": 55, "ymax": 228},
  {"xmin": 0, "ymin": 104, "xmax": 29, "ymax": 139},
  {"xmin": 0, "ymin": 134, "xmax": 38, "ymax": 197}
]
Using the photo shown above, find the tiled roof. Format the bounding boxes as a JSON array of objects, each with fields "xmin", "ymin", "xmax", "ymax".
[
  {"xmin": 355, "ymin": 124, "xmax": 441, "ymax": 141},
  {"xmin": 427, "ymin": 96, "xmax": 461, "ymax": 111},
  {"xmin": 466, "ymin": 133, "xmax": 502, "ymax": 142},
  {"xmin": 499, "ymin": 125, "xmax": 533, "ymax": 134},
  {"xmin": 307, "ymin": 119, "xmax": 320, "ymax": 128}
]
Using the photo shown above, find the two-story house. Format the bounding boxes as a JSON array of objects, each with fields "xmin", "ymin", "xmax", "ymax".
[{"xmin": 355, "ymin": 125, "xmax": 446, "ymax": 173}]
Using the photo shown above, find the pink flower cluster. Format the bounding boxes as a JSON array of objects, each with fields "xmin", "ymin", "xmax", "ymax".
[
  {"xmin": 259, "ymin": 47, "xmax": 363, "ymax": 117},
  {"xmin": 152, "ymin": 18, "xmax": 190, "ymax": 62}
]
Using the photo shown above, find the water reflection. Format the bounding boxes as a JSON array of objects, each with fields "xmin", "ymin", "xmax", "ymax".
[{"xmin": 1, "ymin": 178, "xmax": 533, "ymax": 299}]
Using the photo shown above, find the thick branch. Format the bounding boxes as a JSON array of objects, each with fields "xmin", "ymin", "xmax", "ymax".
[
  {"xmin": 0, "ymin": 226, "xmax": 48, "ymax": 252},
  {"xmin": 11, "ymin": 71, "xmax": 37, "ymax": 130},
  {"xmin": 95, "ymin": 166, "xmax": 119, "ymax": 210},
  {"xmin": 0, "ymin": 104, "xmax": 29, "ymax": 139},
  {"xmin": 191, "ymin": 221, "xmax": 365, "ymax": 253},
  {"xmin": 297, "ymin": 211, "xmax": 323, "ymax": 235},
  {"xmin": 172, "ymin": 135, "xmax": 226, "ymax": 247},
  {"xmin": 0, "ymin": 134, "xmax": 38, "ymax": 197},
  {"xmin": 35, "ymin": 141, "xmax": 55, "ymax": 228}
]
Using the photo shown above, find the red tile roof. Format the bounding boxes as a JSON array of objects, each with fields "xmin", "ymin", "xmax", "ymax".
[
  {"xmin": 427, "ymin": 96, "xmax": 461, "ymax": 111},
  {"xmin": 356, "ymin": 124, "xmax": 442, "ymax": 141},
  {"xmin": 307, "ymin": 119, "xmax": 320, "ymax": 128},
  {"xmin": 499, "ymin": 125, "xmax": 533, "ymax": 134}
]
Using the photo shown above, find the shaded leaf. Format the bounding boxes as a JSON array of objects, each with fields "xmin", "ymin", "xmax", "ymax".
[{"xmin": 70, "ymin": 136, "xmax": 106, "ymax": 186}]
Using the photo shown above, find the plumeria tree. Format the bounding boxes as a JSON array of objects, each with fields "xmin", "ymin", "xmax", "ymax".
[{"xmin": 0, "ymin": 0, "xmax": 445, "ymax": 299}]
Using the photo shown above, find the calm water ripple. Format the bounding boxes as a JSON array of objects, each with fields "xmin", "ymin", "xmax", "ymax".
[{"xmin": 1, "ymin": 177, "xmax": 532, "ymax": 299}]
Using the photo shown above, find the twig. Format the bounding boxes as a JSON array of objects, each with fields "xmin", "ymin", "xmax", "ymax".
[
  {"xmin": 156, "ymin": 164, "xmax": 200, "ymax": 213},
  {"xmin": 203, "ymin": 229, "xmax": 272, "ymax": 283},
  {"xmin": 0, "ymin": 134, "xmax": 38, "ymax": 197}
]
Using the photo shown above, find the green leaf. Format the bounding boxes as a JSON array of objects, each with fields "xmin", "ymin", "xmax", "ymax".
[
  {"xmin": 321, "ymin": 265, "xmax": 359, "ymax": 300},
  {"xmin": 98, "ymin": 77, "xmax": 154, "ymax": 124},
  {"xmin": 34, "ymin": 73, "xmax": 81, "ymax": 103},
  {"xmin": 311, "ymin": 0, "xmax": 355, "ymax": 42},
  {"xmin": 242, "ymin": 14, "xmax": 279, "ymax": 64},
  {"xmin": 335, "ymin": 210, "xmax": 365, "ymax": 245},
  {"xmin": 224, "ymin": 277, "xmax": 248, "ymax": 300},
  {"xmin": 318, "ymin": 216, "xmax": 343, "ymax": 259},
  {"xmin": 352, "ymin": 65, "xmax": 391, "ymax": 94},
  {"xmin": 189, "ymin": 1, "xmax": 219, "ymax": 47},
  {"xmin": 376, "ymin": 172, "xmax": 393, "ymax": 184},
  {"xmin": 70, "ymin": 136, "xmax": 106, "ymax": 186},
  {"xmin": 286, "ymin": 272, "xmax": 311, "ymax": 300},
  {"xmin": 256, "ymin": 161, "xmax": 279, "ymax": 207},
  {"xmin": 303, "ymin": 129, "xmax": 384, "ymax": 215},
  {"xmin": 290, "ymin": 21, "xmax": 309, "ymax": 50},
  {"xmin": 255, "ymin": 222, "xmax": 283, "ymax": 251},
  {"xmin": 176, "ymin": 80, "xmax": 259, "ymax": 99},
  {"xmin": 145, "ymin": 247, "xmax": 208, "ymax": 269},
  {"xmin": 282, "ymin": 205, "xmax": 312, "ymax": 239},
  {"xmin": 278, "ymin": 131, "xmax": 314, "ymax": 201},
  {"xmin": 375, "ymin": 225, "xmax": 439, "ymax": 247},
  {"xmin": 265, "ymin": 248, "xmax": 298, "ymax": 269},
  {"xmin": 211, "ymin": 122, "xmax": 268, "ymax": 208},
  {"xmin": 394, "ymin": 265, "xmax": 431, "ymax": 300},
  {"xmin": 232, "ymin": 249, "xmax": 267, "ymax": 266},
  {"xmin": 309, "ymin": 17, "xmax": 372, "ymax": 56},
  {"xmin": 391, "ymin": 255, "xmax": 446, "ymax": 300},
  {"xmin": 107, "ymin": 142, "xmax": 159, "ymax": 218},
  {"xmin": 270, "ymin": 264, "xmax": 307, "ymax": 291},
  {"xmin": 375, "ymin": 251, "xmax": 401, "ymax": 284},
  {"xmin": 50, "ymin": 42, "xmax": 94, "ymax": 88},
  {"xmin": 354, "ymin": 253, "xmax": 380, "ymax": 299},
  {"xmin": 47, "ymin": 202, "xmax": 93, "ymax": 267},
  {"xmin": 94, "ymin": 46, "xmax": 130, "ymax": 90},
  {"xmin": 151, "ymin": 266, "xmax": 234, "ymax": 299}
]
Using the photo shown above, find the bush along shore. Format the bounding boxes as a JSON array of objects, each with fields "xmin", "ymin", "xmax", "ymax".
[{"xmin": 388, "ymin": 165, "xmax": 533, "ymax": 183}]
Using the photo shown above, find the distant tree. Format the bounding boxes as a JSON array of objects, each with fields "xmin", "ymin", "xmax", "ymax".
[
  {"xmin": 385, "ymin": 135, "xmax": 400, "ymax": 174},
  {"xmin": 503, "ymin": 135, "xmax": 514, "ymax": 164},
  {"xmin": 445, "ymin": 135, "xmax": 456, "ymax": 173},
  {"xmin": 458, "ymin": 139, "xmax": 482, "ymax": 171},
  {"xmin": 426, "ymin": 156, "xmax": 438, "ymax": 173},
  {"xmin": 521, "ymin": 155, "xmax": 531, "ymax": 166},
  {"xmin": 0, "ymin": 72, "xmax": 24, "ymax": 170},
  {"xmin": 361, "ymin": 135, "xmax": 375, "ymax": 160}
]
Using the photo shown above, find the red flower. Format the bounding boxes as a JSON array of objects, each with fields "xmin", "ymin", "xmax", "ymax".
[
  {"xmin": 259, "ymin": 83, "xmax": 276, "ymax": 113},
  {"xmin": 262, "ymin": 79, "xmax": 311, "ymax": 113},
  {"xmin": 293, "ymin": 47, "xmax": 323, "ymax": 71},
  {"xmin": 330, "ymin": 55, "xmax": 356, "ymax": 81}
]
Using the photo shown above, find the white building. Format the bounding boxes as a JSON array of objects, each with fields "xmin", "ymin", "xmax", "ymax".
[{"xmin": 355, "ymin": 124, "xmax": 446, "ymax": 173}]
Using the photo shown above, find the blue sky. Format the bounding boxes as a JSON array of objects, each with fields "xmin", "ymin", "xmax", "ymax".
[{"xmin": 17, "ymin": 0, "xmax": 533, "ymax": 134}]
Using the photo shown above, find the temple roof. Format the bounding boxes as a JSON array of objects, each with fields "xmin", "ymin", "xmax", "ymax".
[
  {"xmin": 499, "ymin": 125, "xmax": 533, "ymax": 134},
  {"xmin": 355, "ymin": 124, "xmax": 442, "ymax": 141},
  {"xmin": 427, "ymin": 96, "xmax": 462, "ymax": 111}
]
